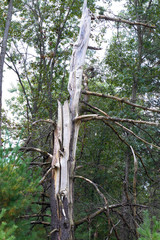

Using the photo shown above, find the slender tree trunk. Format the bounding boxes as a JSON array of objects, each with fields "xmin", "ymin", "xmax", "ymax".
[
  {"xmin": 0, "ymin": 0, "xmax": 13, "ymax": 145},
  {"xmin": 50, "ymin": 1, "xmax": 91, "ymax": 239},
  {"xmin": 121, "ymin": 151, "xmax": 131, "ymax": 239},
  {"xmin": 132, "ymin": 0, "xmax": 143, "ymax": 103}
]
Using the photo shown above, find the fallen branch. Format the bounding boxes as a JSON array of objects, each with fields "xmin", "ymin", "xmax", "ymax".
[
  {"xmin": 82, "ymin": 90, "xmax": 160, "ymax": 113},
  {"xmin": 91, "ymin": 15, "xmax": 156, "ymax": 29}
]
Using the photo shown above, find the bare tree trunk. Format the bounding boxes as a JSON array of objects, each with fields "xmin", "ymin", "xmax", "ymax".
[
  {"xmin": 132, "ymin": 0, "xmax": 143, "ymax": 103},
  {"xmin": 121, "ymin": 151, "xmax": 131, "ymax": 239},
  {"xmin": 0, "ymin": 0, "xmax": 13, "ymax": 146},
  {"xmin": 50, "ymin": 1, "xmax": 91, "ymax": 239}
]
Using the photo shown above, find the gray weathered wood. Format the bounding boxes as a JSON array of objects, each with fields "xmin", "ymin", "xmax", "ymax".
[{"xmin": 51, "ymin": 1, "xmax": 91, "ymax": 239}]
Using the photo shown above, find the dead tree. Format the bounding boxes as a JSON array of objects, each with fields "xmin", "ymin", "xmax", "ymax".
[{"xmin": 50, "ymin": 1, "xmax": 91, "ymax": 239}]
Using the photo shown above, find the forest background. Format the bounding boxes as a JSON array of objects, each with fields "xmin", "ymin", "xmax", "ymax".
[{"xmin": 0, "ymin": 0, "xmax": 159, "ymax": 239}]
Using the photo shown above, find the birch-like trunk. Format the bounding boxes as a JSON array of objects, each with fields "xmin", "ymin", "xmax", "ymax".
[
  {"xmin": 0, "ymin": 0, "xmax": 13, "ymax": 146},
  {"xmin": 50, "ymin": 1, "xmax": 91, "ymax": 239}
]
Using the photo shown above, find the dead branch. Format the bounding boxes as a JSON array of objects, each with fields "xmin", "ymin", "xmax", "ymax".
[
  {"xmin": 105, "ymin": 121, "xmax": 153, "ymax": 181},
  {"xmin": 75, "ymin": 175, "xmax": 111, "ymax": 227},
  {"xmin": 20, "ymin": 147, "xmax": 53, "ymax": 160},
  {"xmin": 105, "ymin": 220, "xmax": 120, "ymax": 240},
  {"xmin": 82, "ymin": 101, "xmax": 154, "ymax": 180},
  {"xmin": 109, "ymin": 203, "xmax": 148, "ymax": 209},
  {"xmin": 82, "ymin": 90, "xmax": 160, "ymax": 113},
  {"xmin": 87, "ymin": 45, "xmax": 102, "ymax": 50},
  {"xmin": 39, "ymin": 167, "xmax": 53, "ymax": 185},
  {"xmin": 32, "ymin": 201, "xmax": 50, "ymax": 206},
  {"xmin": 130, "ymin": 146, "xmax": 138, "ymax": 218},
  {"xmin": 130, "ymin": 146, "xmax": 138, "ymax": 237},
  {"xmin": 75, "ymin": 207, "xmax": 105, "ymax": 227},
  {"xmin": 48, "ymin": 229, "xmax": 59, "ymax": 236},
  {"xmin": 116, "ymin": 121, "xmax": 160, "ymax": 150},
  {"xmin": 113, "ymin": 209, "xmax": 135, "ymax": 235},
  {"xmin": 75, "ymin": 175, "xmax": 109, "ymax": 207},
  {"xmin": 75, "ymin": 114, "xmax": 159, "ymax": 126},
  {"xmin": 71, "ymin": 43, "xmax": 102, "ymax": 50},
  {"xmin": 75, "ymin": 203, "xmax": 147, "ymax": 227},
  {"xmin": 32, "ymin": 119, "xmax": 55, "ymax": 126},
  {"xmin": 91, "ymin": 15, "xmax": 156, "ymax": 29},
  {"xmin": 30, "ymin": 221, "xmax": 50, "ymax": 225},
  {"xmin": 18, "ymin": 214, "xmax": 51, "ymax": 219},
  {"xmin": 29, "ymin": 162, "xmax": 51, "ymax": 166},
  {"xmin": 79, "ymin": 102, "xmax": 160, "ymax": 150}
]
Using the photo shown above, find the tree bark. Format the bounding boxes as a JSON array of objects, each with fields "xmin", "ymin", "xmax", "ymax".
[
  {"xmin": 50, "ymin": 1, "xmax": 91, "ymax": 239},
  {"xmin": 0, "ymin": 0, "xmax": 13, "ymax": 146}
]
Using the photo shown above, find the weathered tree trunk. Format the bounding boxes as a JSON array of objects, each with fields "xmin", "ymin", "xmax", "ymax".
[
  {"xmin": 0, "ymin": 0, "xmax": 13, "ymax": 146},
  {"xmin": 50, "ymin": 1, "xmax": 91, "ymax": 239}
]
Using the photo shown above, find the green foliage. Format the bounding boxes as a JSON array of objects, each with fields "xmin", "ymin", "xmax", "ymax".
[
  {"xmin": 138, "ymin": 211, "xmax": 160, "ymax": 240},
  {"xmin": 0, "ymin": 132, "xmax": 44, "ymax": 239},
  {"xmin": 0, "ymin": 209, "xmax": 17, "ymax": 240}
]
